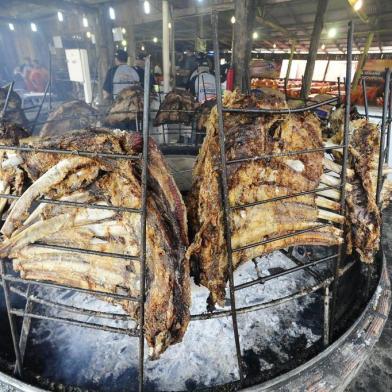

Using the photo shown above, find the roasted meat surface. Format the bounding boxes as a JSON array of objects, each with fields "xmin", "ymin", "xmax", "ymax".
[
  {"xmin": 154, "ymin": 89, "xmax": 197, "ymax": 126},
  {"xmin": 40, "ymin": 100, "xmax": 98, "ymax": 137},
  {"xmin": 104, "ymin": 86, "xmax": 144, "ymax": 128},
  {"xmin": 0, "ymin": 88, "xmax": 27, "ymax": 127},
  {"xmin": 0, "ymin": 123, "xmax": 30, "ymax": 219},
  {"xmin": 345, "ymin": 119, "xmax": 382, "ymax": 263},
  {"xmin": 187, "ymin": 91, "xmax": 343, "ymax": 306},
  {"xmin": 0, "ymin": 129, "xmax": 190, "ymax": 358}
]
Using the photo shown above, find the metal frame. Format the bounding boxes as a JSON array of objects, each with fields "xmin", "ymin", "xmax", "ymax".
[
  {"xmin": 0, "ymin": 16, "xmax": 388, "ymax": 392},
  {"xmin": 0, "ymin": 57, "xmax": 152, "ymax": 392}
]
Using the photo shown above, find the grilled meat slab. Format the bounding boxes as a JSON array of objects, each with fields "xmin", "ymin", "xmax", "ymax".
[
  {"xmin": 187, "ymin": 91, "xmax": 343, "ymax": 306},
  {"xmin": 0, "ymin": 88, "xmax": 27, "ymax": 127},
  {"xmin": 0, "ymin": 129, "xmax": 190, "ymax": 358},
  {"xmin": 40, "ymin": 100, "xmax": 98, "ymax": 137},
  {"xmin": 104, "ymin": 86, "xmax": 143, "ymax": 128},
  {"xmin": 154, "ymin": 89, "xmax": 197, "ymax": 126}
]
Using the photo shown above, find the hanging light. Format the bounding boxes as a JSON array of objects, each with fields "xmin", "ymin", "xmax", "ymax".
[
  {"xmin": 252, "ymin": 31, "xmax": 258, "ymax": 40},
  {"xmin": 82, "ymin": 16, "xmax": 88, "ymax": 28},
  {"xmin": 273, "ymin": 43, "xmax": 277, "ymax": 49},
  {"xmin": 231, "ymin": 16, "xmax": 236, "ymax": 24},
  {"xmin": 57, "ymin": 11, "xmax": 64, "ymax": 22},
  {"xmin": 354, "ymin": 0, "xmax": 363, "ymax": 11},
  {"xmin": 141, "ymin": 45, "xmax": 145, "ymax": 51},
  {"xmin": 153, "ymin": 37, "xmax": 158, "ymax": 43},
  {"xmin": 168, "ymin": 22, "xmax": 172, "ymax": 29},
  {"xmin": 121, "ymin": 39, "xmax": 127, "ymax": 46},
  {"xmin": 31, "ymin": 22, "xmax": 37, "ymax": 32},
  {"xmin": 86, "ymin": 31, "xmax": 91, "ymax": 39},
  {"xmin": 109, "ymin": 7, "xmax": 116, "ymax": 20},
  {"xmin": 144, "ymin": 1, "xmax": 151, "ymax": 15},
  {"xmin": 321, "ymin": 43, "xmax": 326, "ymax": 50},
  {"xmin": 122, "ymin": 27, "xmax": 126, "ymax": 34},
  {"xmin": 328, "ymin": 27, "xmax": 337, "ymax": 38},
  {"xmin": 8, "ymin": 23, "xmax": 15, "ymax": 31}
]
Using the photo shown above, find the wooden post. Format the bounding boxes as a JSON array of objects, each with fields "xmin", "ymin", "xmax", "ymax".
[
  {"xmin": 232, "ymin": 0, "xmax": 256, "ymax": 92},
  {"xmin": 352, "ymin": 32, "xmax": 374, "ymax": 88},
  {"xmin": 285, "ymin": 41, "xmax": 296, "ymax": 87},
  {"xmin": 94, "ymin": 5, "xmax": 115, "ymax": 104},
  {"xmin": 301, "ymin": 0, "xmax": 330, "ymax": 99}
]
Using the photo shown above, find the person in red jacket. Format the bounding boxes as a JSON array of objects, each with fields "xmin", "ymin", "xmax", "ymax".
[{"xmin": 29, "ymin": 60, "xmax": 49, "ymax": 93}]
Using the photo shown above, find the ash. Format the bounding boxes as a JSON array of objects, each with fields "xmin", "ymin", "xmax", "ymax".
[{"xmin": 25, "ymin": 251, "xmax": 325, "ymax": 391}]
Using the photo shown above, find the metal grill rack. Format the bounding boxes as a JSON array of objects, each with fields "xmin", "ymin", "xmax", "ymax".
[{"xmin": 0, "ymin": 13, "xmax": 389, "ymax": 392}]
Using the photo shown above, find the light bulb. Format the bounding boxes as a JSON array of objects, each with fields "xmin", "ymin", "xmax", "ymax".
[
  {"xmin": 8, "ymin": 23, "xmax": 14, "ymax": 31},
  {"xmin": 31, "ymin": 22, "xmax": 37, "ymax": 32},
  {"xmin": 328, "ymin": 27, "xmax": 337, "ymax": 38},
  {"xmin": 82, "ymin": 16, "xmax": 88, "ymax": 28},
  {"xmin": 354, "ymin": 0, "xmax": 363, "ymax": 11},
  {"xmin": 144, "ymin": 1, "xmax": 151, "ymax": 15},
  {"xmin": 109, "ymin": 7, "xmax": 115, "ymax": 20},
  {"xmin": 231, "ymin": 16, "xmax": 236, "ymax": 24},
  {"xmin": 57, "ymin": 11, "xmax": 63, "ymax": 22},
  {"xmin": 252, "ymin": 31, "xmax": 258, "ymax": 40}
]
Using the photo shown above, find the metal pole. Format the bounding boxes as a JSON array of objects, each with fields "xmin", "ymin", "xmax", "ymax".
[
  {"xmin": 323, "ymin": 285, "xmax": 330, "ymax": 347},
  {"xmin": 362, "ymin": 77, "xmax": 369, "ymax": 120},
  {"xmin": 49, "ymin": 51, "xmax": 52, "ymax": 111},
  {"xmin": 212, "ymin": 12, "xmax": 244, "ymax": 383},
  {"xmin": 337, "ymin": 77, "xmax": 341, "ymax": 105},
  {"xmin": 31, "ymin": 81, "xmax": 50, "ymax": 134},
  {"xmin": 385, "ymin": 77, "xmax": 392, "ymax": 163},
  {"xmin": 285, "ymin": 41, "xmax": 295, "ymax": 101},
  {"xmin": 138, "ymin": 55, "xmax": 151, "ymax": 392},
  {"xmin": 330, "ymin": 20, "xmax": 353, "ymax": 339},
  {"xmin": 162, "ymin": 0, "xmax": 171, "ymax": 93},
  {"xmin": 1, "ymin": 260, "xmax": 23, "ymax": 377},
  {"xmin": 376, "ymin": 68, "xmax": 391, "ymax": 207},
  {"xmin": 0, "ymin": 81, "xmax": 15, "ymax": 119}
]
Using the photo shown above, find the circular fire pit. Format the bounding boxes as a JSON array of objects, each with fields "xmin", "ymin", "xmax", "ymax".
[{"xmin": 0, "ymin": 246, "xmax": 389, "ymax": 392}]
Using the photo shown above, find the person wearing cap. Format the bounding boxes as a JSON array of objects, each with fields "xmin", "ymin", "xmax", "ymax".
[
  {"xmin": 103, "ymin": 49, "xmax": 140, "ymax": 100},
  {"xmin": 187, "ymin": 58, "xmax": 216, "ymax": 103}
]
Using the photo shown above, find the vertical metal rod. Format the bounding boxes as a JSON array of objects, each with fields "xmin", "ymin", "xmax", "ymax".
[
  {"xmin": 212, "ymin": 12, "xmax": 244, "ymax": 384},
  {"xmin": 330, "ymin": 21, "xmax": 353, "ymax": 338},
  {"xmin": 323, "ymin": 285, "xmax": 330, "ymax": 347},
  {"xmin": 0, "ymin": 81, "xmax": 15, "ymax": 119},
  {"xmin": 138, "ymin": 55, "xmax": 150, "ymax": 392},
  {"xmin": 1, "ymin": 260, "xmax": 23, "ymax": 377},
  {"xmin": 17, "ymin": 285, "xmax": 33, "ymax": 373},
  {"xmin": 362, "ymin": 77, "xmax": 369, "ymax": 121},
  {"xmin": 31, "ymin": 81, "xmax": 50, "ymax": 134},
  {"xmin": 363, "ymin": 69, "xmax": 389, "ymax": 300},
  {"xmin": 385, "ymin": 77, "xmax": 392, "ymax": 163},
  {"xmin": 376, "ymin": 68, "xmax": 391, "ymax": 208},
  {"xmin": 337, "ymin": 77, "xmax": 341, "ymax": 105},
  {"xmin": 49, "ymin": 51, "xmax": 52, "ymax": 111}
]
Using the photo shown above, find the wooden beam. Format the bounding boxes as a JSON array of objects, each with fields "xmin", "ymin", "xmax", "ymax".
[
  {"xmin": 232, "ymin": 0, "xmax": 256, "ymax": 92},
  {"xmin": 352, "ymin": 32, "xmax": 374, "ymax": 88},
  {"xmin": 301, "ymin": 0, "xmax": 330, "ymax": 99}
]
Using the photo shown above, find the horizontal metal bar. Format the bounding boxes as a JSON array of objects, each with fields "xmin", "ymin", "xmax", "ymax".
[
  {"xmin": 32, "ymin": 242, "xmax": 140, "ymax": 261},
  {"xmin": 227, "ymin": 145, "xmax": 344, "ymax": 165},
  {"xmin": 0, "ymin": 193, "xmax": 141, "ymax": 214},
  {"xmin": 10, "ymin": 286, "xmax": 132, "ymax": 321},
  {"xmin": 231, "ymin": 185, "xmax": 341, "ymax": 210},
  {"xmin": 234, "ymin": 253, "xmax": 338, "ymax": 291},
  {"xmin": 338, "ymin": 259, "xmax": 357, "ymax": 277},
  {"xmin": 190, "ymin": 277, "xmax": 333, "ymax": 321},
  {"xmin": 2, "ymin": 274, "xmax": 140, "ymax": 302},
  {"xmin": 10, "ymin": 308, "xmax": 138, "ymax": 336},
  {"xmin": 0, "ymin": 145, "xmax": 141, "ymax": 161},
  {"xmin": 222, "ymin": 97, "xmax": 338, "ymax": 114},
  {"xmin": 233, "ymin": 223, "xmax": 332, "ymax": 253}
]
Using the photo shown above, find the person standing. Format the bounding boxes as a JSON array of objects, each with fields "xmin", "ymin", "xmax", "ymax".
[
  {"xmin": 103, "ymin": 50, "xmax": 140, "ymax": 100},
  {"xmin": 29, "ymin": 60, "xmax": 49, "ymax": 93}
]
